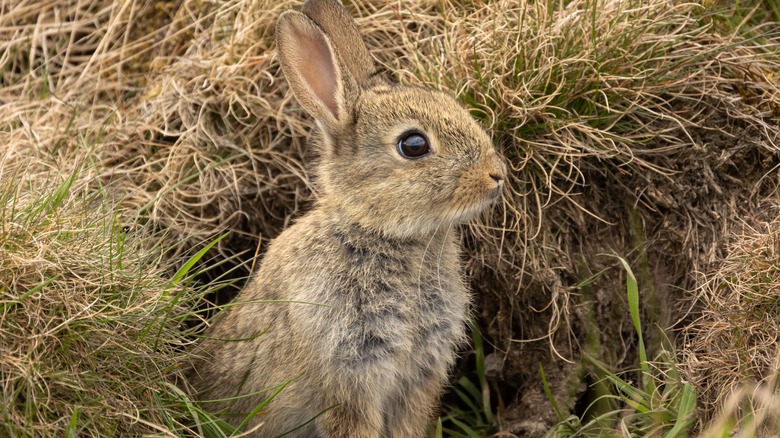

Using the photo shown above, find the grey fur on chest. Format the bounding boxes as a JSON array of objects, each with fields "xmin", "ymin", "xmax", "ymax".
[{"xmin": 325, "ymin": 227, "xmax": 468, "ymax": 370}]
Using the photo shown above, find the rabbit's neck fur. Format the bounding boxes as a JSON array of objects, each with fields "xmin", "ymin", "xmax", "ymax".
[
  {"xmin": 317, "ymin": 196, "xmax": 458, "ymax": 243},
  {"xmin": 325, "ymin": 205, "xmax": 453, "ymax": 246},
  {"xmin": 311, "ymin": 206, "xmax": 462, "ymax": 295}
]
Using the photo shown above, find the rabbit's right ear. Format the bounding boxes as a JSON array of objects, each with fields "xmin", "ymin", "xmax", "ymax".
[{"xmin": 276, "ymin": 11, "xmax": 349, "ymax": 129}]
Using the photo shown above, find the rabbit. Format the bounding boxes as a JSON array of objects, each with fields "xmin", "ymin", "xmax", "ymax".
[{"xmin": 186, "ymin": 0, "xmax": 506, "ymax": 436}]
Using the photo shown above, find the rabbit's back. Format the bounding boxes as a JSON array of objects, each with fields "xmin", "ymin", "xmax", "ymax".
[{"xmin": 189, "ymin": 206, "xmax": 469, "ymax": 436}]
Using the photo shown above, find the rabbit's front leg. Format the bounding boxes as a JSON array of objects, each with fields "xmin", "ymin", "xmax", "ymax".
[
  {"xmin": 315, "ymin": 369, "xmax": 388, "ymax": 437},
  {"xmin": 304, "ymin": 306, "xmax": 401, "ymax": 437},
  {"xmin": 316, "ymin": 398, "xmax": 384, "ymax": 437},
  {"xmin": 382, "ymin": 363, "xmax": 448, "ymax": 437}
]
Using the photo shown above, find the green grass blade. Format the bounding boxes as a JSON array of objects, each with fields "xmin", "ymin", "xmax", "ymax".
[
  {"xmin": 277, "ymin": 404, "xmax": 337, "ymax": 437},
  {"xmin": 584, "ymin": 356, "xmax": 650, "ymax": 412},
  {"xmin": 231, "ymin": 379, "xmax": 292, "ymax": 436},
  {"xmin": 64, "ymin": 407, "xmax": 79, "ymax": 438},
  {"xmin": 618, "ymin": 257, "xmax": 651, "ymax": 395},
  {"xmin": 470, "ymin": 322, "xmax": 494, "ymax": 424},
  {"xmin": 162, "ymin": 382, "xmax": 229, "ymax": 438},
  {"xmin": 446, "ymin": 416, "xmax": 482, "ymax": 438},
  {"xmin": 663, "ymin": 383, "xmax": 696, "ymax": 438},
  {"xmin": 452, "ymin": 384, "xmax": 482, "ymax": 418},
  {"xmin": 540, "ymin": 363, "xmax": 565, "ymax": 421},
  {"xmin": 145, "ymin": 232, "xmax": 230, "ymax": 348},
  {"xmin": 1, "ymin": 275, "xmax": 61, "ymax": 312},
  {"xmin": 433, "ymin": 417, "xmax": 443, "ymax": 438},
  {"xmin": 167, "ymin": 232, "xmax": 229, "ymax": 293},
  {"xmin": 47, "ymin": 165, "xmax": 80, "ymax": 213}
]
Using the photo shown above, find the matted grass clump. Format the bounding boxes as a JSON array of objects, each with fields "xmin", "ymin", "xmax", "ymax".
[
  {"xmin": 0, "ymin": 168, "xmax": 210, "ymax": 435},
  {"xmin": 682, "ymin": 202, "xmax": 780, "ymax": 432},
  {"xmin": 2, "ymin": 0, "xmax": 780, "ymax": 435}
]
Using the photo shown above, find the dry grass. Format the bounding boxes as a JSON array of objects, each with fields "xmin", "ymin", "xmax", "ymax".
[
  {"xmin": 700, "ymin": 381, "xmax": 780, "ymax": 438},
  {"xmin": 0, "ymin": 169, "xmax": 207, "ymax": 435},
  {"xmin": 2, "ymin": 0, "xmax": 780, "ymax": 434},
  {"xmin": 682, "ymin": 202, "xmax": 780, "ymax": 431}
]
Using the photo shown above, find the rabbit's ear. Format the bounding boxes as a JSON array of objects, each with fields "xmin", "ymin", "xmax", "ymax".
[
  {"xmin": 276, "ymin": 11, "xmax": 348, "ymax": 127},
  {"xmin": 301, "ymin": 0, "xmax": 375, "ymax": 85}
]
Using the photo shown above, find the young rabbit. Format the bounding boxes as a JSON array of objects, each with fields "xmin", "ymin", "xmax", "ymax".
[{"xmin": 187, "ymin": 0, "xmax": 506, "ymax": 436}]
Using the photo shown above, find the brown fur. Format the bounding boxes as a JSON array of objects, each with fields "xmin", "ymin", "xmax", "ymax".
[{"xmin": 186, "ymin": 0, "xmax": 506, "ymax": 436}]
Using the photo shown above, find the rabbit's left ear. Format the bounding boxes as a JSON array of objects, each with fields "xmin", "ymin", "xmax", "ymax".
[
  {"xmin": 276, "ymin": 10, "xmax": 351, "ymax": 129},
  {"xmin": 301, "ymin": 0, "xmax": 375, "ymax": 86}
]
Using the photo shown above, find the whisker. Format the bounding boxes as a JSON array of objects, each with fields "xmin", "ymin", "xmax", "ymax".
[
  {"xmin": 418, "ymin": 220, "xmax": 443, "ymax": 297},
  {"xmin": 437, "ymin": 214, "xmax": 458, "ymax": 292}
]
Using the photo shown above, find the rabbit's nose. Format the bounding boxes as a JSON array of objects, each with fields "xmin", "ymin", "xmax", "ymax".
[{"xmin": 488, "ymin": 153, "xmax": 507, "ymax": 184}]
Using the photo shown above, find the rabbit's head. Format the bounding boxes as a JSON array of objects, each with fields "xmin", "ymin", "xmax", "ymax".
[{"xmin": 276, "ymin": 0, "xmax": 506, "ymax": 239}]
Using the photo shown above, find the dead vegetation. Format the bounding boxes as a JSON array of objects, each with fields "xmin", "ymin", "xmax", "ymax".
[
  {"xmin": 683, "ymin": 202, "xmax": 780, "ymax": 428},
  {"xmin": 1, "ymin": 0, "xmax": 780, "ymax": 435},
  {"xmin": 0, "ymin": 172, "xmax": 205, "ymax": 435}
]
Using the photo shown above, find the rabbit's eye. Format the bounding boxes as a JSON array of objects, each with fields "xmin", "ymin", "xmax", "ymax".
[{"xmin": 397, "ymin": 132, "xmax": 430, "ymax": 159}]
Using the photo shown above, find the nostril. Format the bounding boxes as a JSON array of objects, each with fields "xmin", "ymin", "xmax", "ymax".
[{"xmin": 487, "ymin": 152, "xmax": 507, "ymax": 184}]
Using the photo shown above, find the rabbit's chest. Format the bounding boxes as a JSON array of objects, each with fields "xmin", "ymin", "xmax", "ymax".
[{"xmin": 329, "ymin": 236, "xmax": 469, "ymax": 370}]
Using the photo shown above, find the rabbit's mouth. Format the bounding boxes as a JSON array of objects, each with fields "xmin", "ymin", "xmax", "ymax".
[
  {"xmin": 448, "ymin": 192, "xmax": 503, "ymax": 225},
  {"xmin": 482, "ymin": 187, "xmax": 504, "ymax": 211},
  {"xmin": 488, "ymin": 183, "xmax": 504, "ymax": 200}
]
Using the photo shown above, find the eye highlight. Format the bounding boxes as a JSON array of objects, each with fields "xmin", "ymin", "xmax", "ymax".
[{"xmin": 396, "ymin": 131, "xmax": 430, "ymax": 159}]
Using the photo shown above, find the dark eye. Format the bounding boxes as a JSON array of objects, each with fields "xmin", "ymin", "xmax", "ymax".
[{"xmin": 397, "ymin": 132, "xmax": 430, "ymax": 159}]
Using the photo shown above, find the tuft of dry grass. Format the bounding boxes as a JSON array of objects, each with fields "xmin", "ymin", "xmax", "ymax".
[
  {"xmin": 0, "ymin": 166, "xmax": 214, "ymax": 436},
  {"xmin": 682, "ymin": 202, "xmax": 780, "ymax": 430},
  {"xmin": 700, "ymin": 380, "xmax": 780, "ymax": 438},
  {"xmin": 2, "ymin": 0, "xmax": 780, "ymax": 434}
]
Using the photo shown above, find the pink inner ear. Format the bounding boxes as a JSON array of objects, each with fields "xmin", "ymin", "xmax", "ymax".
[{"xmin": 293, "ymin": 27, "xmax": 340, "ymax": 120}]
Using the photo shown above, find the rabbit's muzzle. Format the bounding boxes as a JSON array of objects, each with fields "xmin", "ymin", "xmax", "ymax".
[
  {"xmin": 451, "ymin": 149, "xmax": 507, "ymax": 223},
  {"xmin": 485, "ymin": 150, "xmax": 507, "ymax": 200}
]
